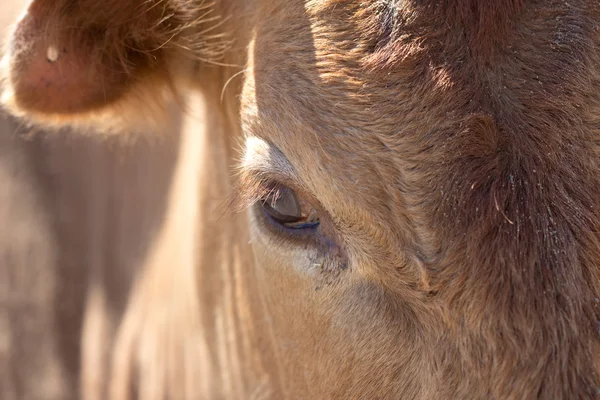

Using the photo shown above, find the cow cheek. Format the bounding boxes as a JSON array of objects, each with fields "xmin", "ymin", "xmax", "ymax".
[{"xmin": 247, "ymin": 211, "xmax": 359, "ymax": 392}]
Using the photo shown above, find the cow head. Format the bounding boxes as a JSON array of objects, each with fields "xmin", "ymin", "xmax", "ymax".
[{"xmin": 2, "ymin": 0, "xmax": 600, "ymax": 398}]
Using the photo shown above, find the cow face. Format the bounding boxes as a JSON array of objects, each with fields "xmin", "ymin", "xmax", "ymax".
[
  {"xmin": 2, "ymin": 0, "xmax": 600, "ymax": 398},
  {"xmin": 240, "ymin": 0, "xmax": 600, "ymax": 397}
]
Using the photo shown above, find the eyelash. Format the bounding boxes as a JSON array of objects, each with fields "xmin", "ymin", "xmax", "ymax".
[
  {"xmin": 259, "ymin": 187, "xmax": 321, "ymax": 238},
  {"xmin": 258, "ymin": 205, "xmax": 320, "ymax": 243},
  {"xmin": 232, "ymin": 170, "xmax": 279, "ymax": 212},
  {"xmin": 233, "ymin": 167, "xmax": 304, "ymax": 213},
  {"xmin": 232, "ymin": 171, "xmax": 321, "ymax": 239}
]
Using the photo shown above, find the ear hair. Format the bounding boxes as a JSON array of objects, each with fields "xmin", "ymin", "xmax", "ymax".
[{"xmin": 0, "ymin": 0, "xmax": 232, "ymax": 134}]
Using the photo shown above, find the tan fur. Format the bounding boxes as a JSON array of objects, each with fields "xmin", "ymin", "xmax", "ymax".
[{"xmin": 1, "ymin": 0, "xmax": 600, "ymax": 398}]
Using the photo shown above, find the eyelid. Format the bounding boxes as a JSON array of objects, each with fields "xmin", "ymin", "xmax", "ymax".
[
  {"xmin": 235, "ymin": 136, "xmax": 305, "ymax": 211},
  {"xmin": 241, "ymin": 136, "xmax": 298, "ymax": 179}
]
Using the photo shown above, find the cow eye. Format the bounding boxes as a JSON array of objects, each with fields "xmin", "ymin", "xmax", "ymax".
[{"xmin": 261, "ymin": 185, "xmax": 320, "ymax": 229}]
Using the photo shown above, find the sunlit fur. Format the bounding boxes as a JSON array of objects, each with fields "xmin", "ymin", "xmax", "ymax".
[{"xmin": 2, "ymin": 0, "xmax": 600, "ymax": 399}]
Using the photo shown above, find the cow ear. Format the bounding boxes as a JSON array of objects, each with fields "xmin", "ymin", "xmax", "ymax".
[{"xmin": 0, "ymin": 0, "xmax": 229, "ymax": 133}]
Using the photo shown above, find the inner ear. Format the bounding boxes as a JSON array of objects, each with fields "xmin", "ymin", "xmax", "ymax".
[
  {"xmin": 1, "ymin": 0, "xmax": 228, "ymax": 131},
  {"xmin": 8, "ymin": 13, "xmax": 133, "ymax": 115}
]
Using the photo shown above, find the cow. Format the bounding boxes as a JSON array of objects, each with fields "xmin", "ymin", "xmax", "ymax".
[{"xmin": 2, "ymin": 0, "xmax": 600, "ymax": 398}]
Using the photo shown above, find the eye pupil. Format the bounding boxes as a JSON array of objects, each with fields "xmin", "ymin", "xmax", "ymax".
[{"xmin": 261, "ymin": 186, "xmax": 319, "ymax": 229}]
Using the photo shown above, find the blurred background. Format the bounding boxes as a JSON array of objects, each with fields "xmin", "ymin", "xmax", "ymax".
[{"xmin": 0, "ymin": 2, "xmax": 204, "ymax": 398}]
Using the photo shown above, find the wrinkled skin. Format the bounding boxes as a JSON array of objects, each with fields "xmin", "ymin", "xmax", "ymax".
[{"xmin": 2, "ymin": 0, "xmax": 600, "ymax": 399}]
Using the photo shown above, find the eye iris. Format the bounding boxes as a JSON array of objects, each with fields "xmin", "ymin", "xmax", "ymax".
[{"xmin": 261, "ymin": 187, "xmax": 320, "ymax": 229}]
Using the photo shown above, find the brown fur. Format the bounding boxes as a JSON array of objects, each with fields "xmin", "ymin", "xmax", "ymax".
[{"xmin": 2, "ymin": 0, "xmax": 600, "ymax": 398}]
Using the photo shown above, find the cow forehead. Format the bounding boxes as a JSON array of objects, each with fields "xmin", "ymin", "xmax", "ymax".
[
  {"xmin": 249, "ymin": 0, "xmax": 600, "ymax": 155},
  {"xmin": 247, "ymin": 0, "xmax": 600, "ymax": 219}
]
